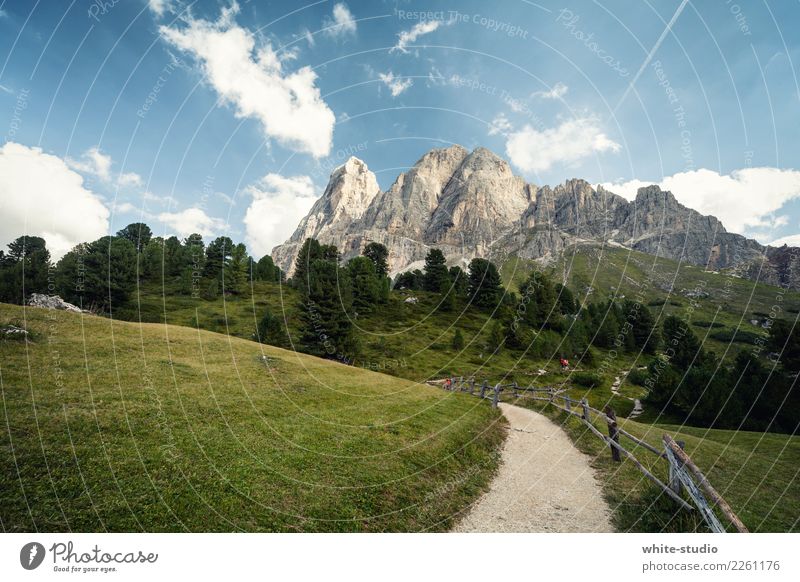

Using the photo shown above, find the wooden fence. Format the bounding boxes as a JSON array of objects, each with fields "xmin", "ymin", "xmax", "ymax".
[{"xmin": 432, "ymin": 376, "xmax": 748, "ymax": 533}]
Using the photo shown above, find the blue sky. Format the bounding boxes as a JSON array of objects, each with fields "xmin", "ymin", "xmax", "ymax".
[{"xmin": 1, "ymin": 0, "xmax": 799, "ymax": 259}]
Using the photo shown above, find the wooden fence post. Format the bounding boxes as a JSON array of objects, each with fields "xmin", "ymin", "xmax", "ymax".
[
  {"xmin": 512, "ymin": 381, "xmax": 519, "ymax": 397},
  {"xmin": 479, "ymin": 381, "xmax": 487, "ymax": 399},
  {"xmin": 581, "ymin": 398, "xmax": 590, "ymax": 421},
  {"xmin": 605, "ymin": 406, "xmax": 621, "ymax": 462},
  {"xmin": 492, "ymin": 384, "xmax": 501, "ymax": 408},
  {"xmin": 565, "ymin": 397, "xmax": 571, "ymax": 414},
  {"xmin": 469, "ymin": 379, "xmax": 475, "ymax": 394},
  {"xmin": 668, "ymin": 440, "xmax": 685, "ymax": 495}
]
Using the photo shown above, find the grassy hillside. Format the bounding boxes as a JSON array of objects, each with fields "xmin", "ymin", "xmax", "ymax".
[
  {"xmin": 114, "ymin": 243, "xmax": 800, "ymax": 392},
  {"xmin": 0, "ymin": 303, "xmax": 505, "ymax": 532},
  {"xmin": 551, "ymin": 243, "xmax": 800, "ymax": 357}
]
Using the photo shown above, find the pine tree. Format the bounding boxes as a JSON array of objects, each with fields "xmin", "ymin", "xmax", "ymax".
[
  {"xmin": 363, "ymin": 242, "xmax": 389, "ymax": 277},
  {"xmin": 555, "ymin": 283, "xmax": 578, "ymax": 314},
  {"xmin": 520, "ymin": 271, "xmax": 560, "ymax": 329},
  {"xmin": 204, "ymin": 236, "xmax": 233, "ymax": 279},
  {"xmin": 0, "ymin": 236, "xmax": 51, "ymax": 304},
  {"xmin": 348, "ymin": 256, "xmax": 380, "ymax": 314},
  {"xmin": 299, "ymin": 258, "xmax": 356, "ymax": 359},
  {"xmin": 293, "ymin": 238, "xmax": 323, "ymax": 292},
  {"xmin": 224, "ymin": 243, "xmax": 249, "ymax": 294},
  {"xmin": 255, "ymin": 308, "xmax": 287, "ymax": 347},
  {"xmin": 467, "ymin": 258, "xmax": 503, "ymax": 310},
  {"xmin": 116, "ymin": 222, "xmax": 152, "ymax": 252},
  {"xmin": 423, "ymin": 248, "xmax": 450, "ymax": 293},
  {"xmin": 623, "ymin": 300, "xmax": 658, "ymax": 354}
]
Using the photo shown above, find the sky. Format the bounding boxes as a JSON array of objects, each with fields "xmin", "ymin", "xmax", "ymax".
[{"xmin": 1, "ymin": 0, "xmax": 799, "ymax": 260}]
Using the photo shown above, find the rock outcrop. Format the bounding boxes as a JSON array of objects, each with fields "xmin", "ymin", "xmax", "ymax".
[
  {"xmin": 271, "ymin": 145, "xmax": 799, "ymax": 289},
  {"xmin": 28, "ymin": 293, "xmax": 83, "ymax": 313}
]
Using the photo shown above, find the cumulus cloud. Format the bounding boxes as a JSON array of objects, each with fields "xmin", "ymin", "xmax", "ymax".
[
  {"xmin": 600, "ymin": 167, "xmax": 800, "ymax": 236},
  {"xmin": 323, "ymin": 3, "xmax": 357, "ymax": 38},
  {"xmin": 0, "ymin": 142, "xmax": 109, "ymax": 260},
  {"xmin": 159, "ymin": 3, "xmax": 335, "ymax": 157},
  {"xmin": 157, "ymin": 207, "xmax": 226, "ymax": 238},
  {"xmin": 67, "ymin": 146, "xmax": 113, "ymax": 181},
  {"xmin": 243, "ymin": 173, "xmax": 317, "ymax": 257},
  {"xmin": 533, "ymin": 82, "xmax": 568, "ymax": 100},
  {"xmin": 504, "ymin": 117, "xmax": 620, "ymax": 173},
  {"xmin": 378, "ymin": 71, "xmax": 413, "ymax": 97},
  {"xmin": 392, "ymin": 20, "xmax": 441, "ymax": 53},
  {"xmin": 147, "ymin": 0, "xmax": 172, "ymax": 17},
  {"xmin": 67, "ymin": 145, "xmax": 144, "ymax": 187}
]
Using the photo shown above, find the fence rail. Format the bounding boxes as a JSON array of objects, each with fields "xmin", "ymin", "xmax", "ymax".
[{"xmin": 430, "ymin": 376, "xmax": 748, "ymax": 533}]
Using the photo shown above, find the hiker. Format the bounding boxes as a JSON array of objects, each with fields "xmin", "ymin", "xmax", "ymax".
[
  {"xmin": 560, "ymin": 357, "xmax": 569, "ymax": 371},
  {"xmin": 444, "ymin": 377, "xmax": 452, "ymax": 390}
]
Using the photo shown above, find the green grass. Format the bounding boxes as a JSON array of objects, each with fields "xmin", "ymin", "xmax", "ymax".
[
  {"xmin": 516, "ymin": 398, "xmax": 799, "ymax": 533},
  {"xmin": 0, "ymin": 303, "xmax": 505, "ymax": 532}
]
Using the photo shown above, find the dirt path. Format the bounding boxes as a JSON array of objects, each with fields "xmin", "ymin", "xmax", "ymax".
[{"xmin": 454, "ymin": 403, "xmax": 614, "ymax": 532}]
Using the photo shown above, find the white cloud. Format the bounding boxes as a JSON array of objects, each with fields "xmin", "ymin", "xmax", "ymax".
[
  {"xmin": 487, "ymin": 113, "xmax": 513, "ymax": 136},
  {"xmin": 243, "ymin": 173, "xmax": 317, "ymax": 257},
  {"xmin": 392, "ymin": 20, "xmax": 441, "ymax": 53},
  {"xmin": 504, "ymin": 117, "xmax": 620, "ymax": 173},
  {"xmin": 300, "ymin": 28, "xmax": 315, "ymax": 47},
  {"xmin": 157, "ymin": 207, "xmax": 226, "ymax": 238},
  {"xmin": 533, "ymin": 82, "xmax": 568, "ymax": 100},
  {"xmin": 323, "ymin": 3, "xmax": 356, "ymax": 39},
  {"xmin": 159, "ymin": 4, "xmax": 335, "ymax": 158},
  {"xmin": 67, "ymin": 146, "xmax": 112, "ymax": 181},
  {"xmin": 769, "ymin": 234, "xmax": 800, "ymax": 247},
  {"xmin": 118, "ymin": 172, "xmax": 143, "ymax": 187},
  {"xmin": 0, "ymin": 142, "xmax": 109, "ymax": 260},
  {"xmin": 378, "ymin": 71, "xmax": 413, "ymax": 97},
  {"xmin": 147, "ymin": 0, "xmax": 171, "ymax": 17},
  {"xmin": 67, "ymin": 145, "xmax": 143, "ymax": 188},
  {"xmin": 601, "ymin": 167, "xmax": 800, "ymax": 236},
  {"xmin": 114, "ymin": 202, "xmax": 139, "ymax": 215}
]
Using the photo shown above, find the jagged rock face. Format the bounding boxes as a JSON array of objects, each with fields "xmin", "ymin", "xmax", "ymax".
[
  {"xmin": 271, "ymin": 157, "xmax": 380, "ymax": 272},
  {"xmin": 271, "ymin": 145, "xmax": 800, "ymax": 289},
  {"xmin": 425, "ymin": 147, "xmax": 529, "ymax": 246}
]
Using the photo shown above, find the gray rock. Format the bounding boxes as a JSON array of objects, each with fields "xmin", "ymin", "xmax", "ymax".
[
  {"xmin": 28, "ymin": 294, "xmax": 83, "ymax": 313},
  {"xmin": 270, "ymin": 145, "xmax": 800, "ymax": 289}
]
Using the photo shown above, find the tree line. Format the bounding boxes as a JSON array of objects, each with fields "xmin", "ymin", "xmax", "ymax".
[{"xmin": 0, "ymin": 223, "xmax": 283, "ymax": 310}]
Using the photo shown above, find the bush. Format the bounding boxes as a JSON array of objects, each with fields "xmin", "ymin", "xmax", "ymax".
[
  {"xmin": 572, "ymin": 372, "xmax": 605, "ymax": 389},
  {"xmin": 452, "ymin": 329, "xmax": 465, "ymax": 350},
  {"xmin": 626, "ymin": 368, "xmax": 649, "ymax": 386},
  {"xmin": 693, "ymin": 320, "xmax": 724, "ymax": 328},
  {"xmin": 709, "ymin": 329, "xmax": 763, "ymax": 344}
]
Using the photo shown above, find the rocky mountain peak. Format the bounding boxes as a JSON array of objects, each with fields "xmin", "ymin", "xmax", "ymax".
[
  {"xmin": 271, "ymin": 144, "xmax": 798, "ymax": 289},
  {"xmin": 326, "ymin": 156, "xmax": 380, "ymax": 220}
]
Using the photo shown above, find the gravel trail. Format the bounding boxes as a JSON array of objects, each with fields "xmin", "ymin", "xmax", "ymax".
[{"xmin": 454, "ymin": 403, "xmax": 614, "ymax": 532}]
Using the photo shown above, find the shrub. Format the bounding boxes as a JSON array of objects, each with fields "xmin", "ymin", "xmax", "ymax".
[
  {"xmin": 709, "ymin": 329, "xmax": 763, "ymax": 344},
  {"xmin": 626, "ymin": 368, "xmax": 649, "ymax": 386},
  {"xmin": 693, "ymin": 320, "xmax": 724, "ymax": 328},
  {"xmin": 452, "ymin": 329, "xmax": 465, "ymax": 350},
  {"xmin": 572, "ymin": 372, "xmax": 605, "ymax": 389}
]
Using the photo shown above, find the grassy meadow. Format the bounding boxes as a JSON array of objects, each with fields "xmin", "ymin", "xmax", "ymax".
[{"xmin": 0, "ymin": 303, "xmax": 505, "ymax": 532}]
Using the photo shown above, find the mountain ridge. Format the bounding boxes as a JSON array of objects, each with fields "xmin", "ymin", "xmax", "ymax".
[{"xmin": 272, "ymin": 145, "xmax": 800, "ymax": 289}]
